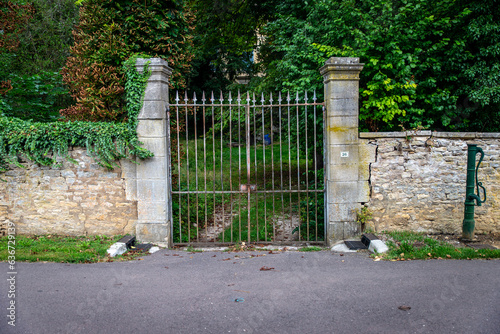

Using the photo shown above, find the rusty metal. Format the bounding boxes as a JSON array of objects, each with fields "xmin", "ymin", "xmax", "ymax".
[{"xmin": 170, "ymin": 91, "xmax": 325, "ymax": 246}]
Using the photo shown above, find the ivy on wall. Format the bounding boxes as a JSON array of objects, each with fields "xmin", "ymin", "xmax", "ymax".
[{"xmin": 0, "ymin": 55, "xmax": 153, "ymax": 174}]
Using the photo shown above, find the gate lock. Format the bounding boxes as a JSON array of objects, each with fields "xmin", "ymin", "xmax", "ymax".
[{"xmin": 462, "ymin": 143, "xmax": 487, "ymax": 240}]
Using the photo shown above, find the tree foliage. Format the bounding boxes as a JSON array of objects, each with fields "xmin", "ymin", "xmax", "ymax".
[
  {"xmin": 187, "ymin": 0, "xmax": 278, "ymax": 91},
  {"xmin": 254, "ymin": 0, "xmax": 500, "ymax": 132},
  {"xmin": 61, "ymin": 0, "xmax": 194, "ymax": 121},
  {"xmin": 0, "ymin": 0, "xmax": 76, "ymax": 122},
  {"xmin": 0, "ymin": 56, "xmax": 154, "ymax": 175}
]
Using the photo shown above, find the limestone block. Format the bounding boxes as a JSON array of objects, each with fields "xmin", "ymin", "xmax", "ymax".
[
  {"xmin": 136, "ymin": 156, "xmax": 168, "ymax": 179},
  {"xmin": 344, "ymin": 221, "xmax": 361, "ymax": 238},
  {"xmin": 328, "ymin": 144, "xmax": 359, "ymax": 165},
  {"xmin": 328, "ymin": 164, "xmax": 359, "ymax": 181},
  {"xmin": 138, "ymin": 137, "xmax": 168, "ymax": 157},
  {"xmin": 137, "ymin": 179, "xmax": 167, "ymax": 202},
  {"xmin": 137, "ymin": 119, "xmax": 167, "ymax": 137},
  {"xmin": 143, "ymin": 81, "xmax": 169, "ymax": 103},
  {"xmin": 326, "ymin": 181, "xmax": 359, "ymax": 204},
  {"xmin": 138, "ymin": 100, "xmax": 167, "ymax": 120},
  {"xmin": 324, "ymin": 98, "xmax": 359, "ymax": 116},
  {"xmin": 137, "ymin": 201, "xmax": 167, "ymax": 221},
  {"xmin": 136, "ymin": 222, "xmax": 170, "ymax": 244},
  {"xmin": 326, "ymin": 222, "xmax": 345, "ymax": 244},
  {"xmin": 326, "ymin": 124, "xmax": 359, "ymax": 145},
  {"xmin": 328, "ymin": 203, "xmax": 360, "ymax": 222},
  {"xmin": 107, "ymin": 242, "xmax": 127, "ymax": 257}
]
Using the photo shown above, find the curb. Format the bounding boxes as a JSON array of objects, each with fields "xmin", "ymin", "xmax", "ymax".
[
  {"xmin": 362, "ymin": 233, "xmax": 389, "ymax": 253},
  {"xmin": 107, "ymin": 235, "xmax": 135, "ymax": 257}
]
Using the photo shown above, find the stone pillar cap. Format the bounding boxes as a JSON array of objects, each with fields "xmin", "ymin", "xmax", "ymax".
[
  {"xmin": 135, "ymin": 57, "xmax": 173, "ymax": 76},
  {"xmin": 324, "ymin": 57, "xmax": 361, "ymax": 64}
]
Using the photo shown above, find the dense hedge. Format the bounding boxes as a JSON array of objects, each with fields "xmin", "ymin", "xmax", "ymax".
[{"xmin": 0, "ymin": 56, "xmax": 153, "ymax": 174}]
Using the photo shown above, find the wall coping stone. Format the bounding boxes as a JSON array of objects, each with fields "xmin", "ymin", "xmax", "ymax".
[{"xmin": 360, "ymin": 131, "xmax": 500, "ymax": 139}]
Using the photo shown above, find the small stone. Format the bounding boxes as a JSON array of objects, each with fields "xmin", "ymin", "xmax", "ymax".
[{"xmin": 107, "ymin": 242, "xmax": 127, "ymax": 257}]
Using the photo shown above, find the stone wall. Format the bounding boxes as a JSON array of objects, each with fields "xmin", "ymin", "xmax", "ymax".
[
  {"xmin": 362, "ymin": 132, "xmax": 500, "ymax": 234},
  {"xmin": 0, "ymin": 148, "xmax": 137, "ymax": 236}
]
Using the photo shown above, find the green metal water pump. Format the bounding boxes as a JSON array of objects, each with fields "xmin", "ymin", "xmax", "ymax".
[{"xmin": 462, "ymin": 143, "xmax": 487, "ymax": 240}]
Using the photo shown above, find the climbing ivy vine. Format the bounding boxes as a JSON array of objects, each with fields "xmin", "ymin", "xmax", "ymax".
[{"xmin": 0, "ymin": 55, "xmax": 153, "ymax": 175}]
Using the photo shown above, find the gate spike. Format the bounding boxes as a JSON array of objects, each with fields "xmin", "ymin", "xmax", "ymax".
[
  {"xmin": 261, "ymin": 92, "xmax": 265, "ymax": 104},
  {"xmin": 247, "ymin": 91, "xmax": 251, "ymax": 104},
  {"xmin": 228, "ymin": 91, "xmax": 233, "ymax": 103},
  {"xmin": 237, "ymin": 90, "xmax": 241, "ymax": 104},
  {"xmin": 219, "ymin": 90, "xmax": 224, "ymax": 104},
  {"xmin": 211, "ymin": 91, "xmax": 215, "ymax": 103},
  {"xmin": 201, "ymin": 91, "xmax": 206, "ymax": 104},
  {"xmin": 278, "ymin": 91, "xmax": 282, "ymax": 103},
  {"xmin": 295, "ymin": 91, "xmax": 300, "ymax": 103},
  {"xmin": 193, "ymin": 91, "xmax": 197, "ymax": 104},
  {"xmin": 252, "ymin": 92, "xmax": 256, "ymax": 104},
  {"xmin": 286, "ymin": 91, "xmax": 291, "ymax": 103},
  {"xmin": 313, "ymin": 90, "xmax": 317, "ymax": 102},
  {"xmin": 184, "ymin": 91, "xmax": 188, "ymax": 103},
  {"xmin": 175, "ymin": 90, "xmax": 179, "ymax": 103},
  {"xmin": 269, "ymin": 92, "xmax": 273, "ymax": 104},
  {"xmin": 304, "ymin": 90, "xmax": 308, "ymax": 103}
]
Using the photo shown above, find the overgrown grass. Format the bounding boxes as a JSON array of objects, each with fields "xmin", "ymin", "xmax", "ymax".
[
  {"xmin": 298, "ymin": 246, "xmax": 324, "ymax": 252},
  {"xmin": 173, "ymin": 137, "xmax": 306, "ymax": 191},
  {"xmin": 382, "ymin": 231, "xmax": 500, "ymax": 260},
  {"xmin": 0, "ymin": 235, "xmax": 122, "ymax": 263},
  {"xmin": 172, "ymin": 136, "xmax": 324, "ymax": 243}
]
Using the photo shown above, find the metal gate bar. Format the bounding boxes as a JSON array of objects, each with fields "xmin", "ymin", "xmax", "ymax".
[{"xmin": 170, "ymin": 91, "xmax": 325, "ymax": 245}]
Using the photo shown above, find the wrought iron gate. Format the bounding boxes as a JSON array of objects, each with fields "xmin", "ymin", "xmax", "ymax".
[{"xmin": 170, "ymin": 91, "xmax": 324, "ymax": 246}]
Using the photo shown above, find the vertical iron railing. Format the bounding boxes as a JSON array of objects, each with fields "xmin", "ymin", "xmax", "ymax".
[{"xmin": 170, "ymin": 91, "xmax": 325, "ymax": 245}]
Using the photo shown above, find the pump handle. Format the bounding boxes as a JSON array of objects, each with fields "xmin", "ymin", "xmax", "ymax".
[{"xmin": 475, "ymin": 147, "xmax": 486, "ymax": 204}]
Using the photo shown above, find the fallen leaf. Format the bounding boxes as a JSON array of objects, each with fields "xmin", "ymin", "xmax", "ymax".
[
  {"xmin": 398, "ymin": 305, "xmax": 411, "ymax": 311},
  {"xmin": 212, "ymin": 255, "xmax": 217, "ymax": 257},
  {"xmin": 173, "ymin": 254, "xmax": 179, "ymax": 256},
  {"xmin": 400, "ymin": 253, "xmax": 405, "ymax": 257},
  {"xmin": 446, "ymin": 254, "xmax": 451, "ymax": 258},
  {"xmin": 260, "ymin": 266, "xmax": 275, "ymax": 271},
  {"xmin": 164, "ymin": 266, "xmax": 169, "ymax": 269},
  {"xmin": 234, "ymin": 290, "xmax": 250, "ymax": 293},
  {"xmin": 222, "ymin": 258, "xmax": 231, "ymax": 261},
  {"xmin": 374, "ymin": 258, "xmax": 381, "ymax": 262},
  {"xmin": 427, "ymin": 253, "xmax": 431, "ymax": 257},
  {"xmin": 341, "ymin": 260, "xmax": 345, "ymax": 263},
  {"xmin": 340, "ymin": 253, "xmax": 344, "ymax": 257}
]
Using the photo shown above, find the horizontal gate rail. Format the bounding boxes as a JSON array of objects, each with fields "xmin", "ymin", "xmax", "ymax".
[
  {"xmin": 170, "ymin": 90, "xmax": 325, "ymax": 246},
  {"xmin": 172, "ymin": 190, "xmax": 325, "ymax": 195}
]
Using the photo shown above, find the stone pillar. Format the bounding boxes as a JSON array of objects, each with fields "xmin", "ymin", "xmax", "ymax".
[
  {"xmin": 319, "ymin": 57, "xmax": 367, "ymax": 245},
  {"xmin": 134, "ymin": 58, "xmax": 173, "ymax": 245}
]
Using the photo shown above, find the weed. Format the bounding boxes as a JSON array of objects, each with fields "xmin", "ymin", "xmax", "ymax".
[
  {"xmin": 298, "ymin": 246, "xmax": 323, "ymax": 252},
  {"xmin": 186, "ymin": 246, "xmax": 203, "ymax": 253},
  {"xmin": 381, "ymin": 231, "xmax": 500, "ymax": 260}
]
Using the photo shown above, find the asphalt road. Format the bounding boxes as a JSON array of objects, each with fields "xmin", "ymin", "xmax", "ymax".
[{"xmin": 1, "ymin": 249, "xmax": 499, "ymax": 334}]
